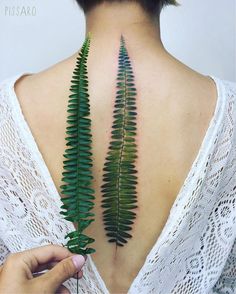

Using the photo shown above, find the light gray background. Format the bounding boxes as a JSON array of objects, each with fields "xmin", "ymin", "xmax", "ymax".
[{"xmin": 0, "ymin": 0, "xmax": 235, "ymax": 82}]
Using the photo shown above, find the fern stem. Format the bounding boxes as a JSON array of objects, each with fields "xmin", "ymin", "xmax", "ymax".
[{"xmin": 115, "ymin": 44, "xmax": 128, "ymax": 252}]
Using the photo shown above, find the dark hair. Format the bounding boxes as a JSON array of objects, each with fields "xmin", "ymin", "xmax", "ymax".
[{"xmin": 76, "ymin": 0, "xmax": 177, "ymax": 16}]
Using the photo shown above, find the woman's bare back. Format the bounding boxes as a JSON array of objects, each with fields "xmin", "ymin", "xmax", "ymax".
[{"xmin": 14, "ymin": 48, "xmax": 217, "ymax": 293}]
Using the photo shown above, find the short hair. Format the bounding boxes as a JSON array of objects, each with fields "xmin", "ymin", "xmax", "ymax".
[{"xmin": 75, "ymin": 0, "xmax": 177, "ymax": 17}]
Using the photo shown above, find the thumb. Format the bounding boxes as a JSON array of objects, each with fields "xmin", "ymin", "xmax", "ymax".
[{"xmin": 38, "ymin": 254, "xmax": 86, "ymax": 291}]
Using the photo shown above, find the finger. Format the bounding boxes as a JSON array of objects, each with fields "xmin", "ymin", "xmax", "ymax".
[
  {"xmin": 37, "ymin": 254, "xmax": 85, "ymax": 291},
  {"xmin": 5, "ymin": 244, "xmax": 74, "ymax": 275},
  {"xmin": 33, "ymin": 261, "xmax": 58, "ymax": 273},
  {"xmin": 56, "ymin": 284, "xmax": 71, "ymax": 294},
  {"xmin": 33, "ymin": 269, "xmax": 83, "ymax": 280}
]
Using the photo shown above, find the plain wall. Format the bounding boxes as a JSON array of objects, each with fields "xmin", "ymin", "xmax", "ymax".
[{"xmin": 0, "ymin": 0, "xmax": 235, "ymax": 82}]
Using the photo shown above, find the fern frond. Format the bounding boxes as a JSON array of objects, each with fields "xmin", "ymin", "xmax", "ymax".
[
  {"xmin": 59, "ymin": 34, "xmax": 96, "ymax": 255},
  {"xmin": 101, "ymin": 35, "xmax": 138, "ymax": 247}
]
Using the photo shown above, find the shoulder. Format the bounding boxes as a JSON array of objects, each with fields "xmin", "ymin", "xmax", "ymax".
[{"xmin": 0, "ymin": 51, "xmax": 77, "ymax": 112}]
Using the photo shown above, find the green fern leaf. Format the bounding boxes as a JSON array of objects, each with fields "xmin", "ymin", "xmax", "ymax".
[
  {"xmin": 59, "ymin": 33, "xmax": 96, "ymax": 255},
  {"xmin": 101, "ymin": 35, "xmax": 138, "ymax": 247}
]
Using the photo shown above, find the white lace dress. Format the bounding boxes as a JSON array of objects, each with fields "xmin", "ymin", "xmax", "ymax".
[{"xmin": 0, "ymin": 73, "xmax": 235, "ymax": 294}]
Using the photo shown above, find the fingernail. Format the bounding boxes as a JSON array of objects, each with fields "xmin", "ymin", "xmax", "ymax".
[{"xmin": 72, "ymin": 255, "xmax": 85, "ymax": 270}]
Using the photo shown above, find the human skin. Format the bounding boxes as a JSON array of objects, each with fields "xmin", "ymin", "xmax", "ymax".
[
  {"xmin": 0, "ymin": 244, "xmax": 86, "ymax": 294},
  {"xmin": 14, "ymin": 2, "xmax": 218, "ymax": 293}
]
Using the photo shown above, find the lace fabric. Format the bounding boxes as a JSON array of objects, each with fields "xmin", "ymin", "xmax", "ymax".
[{"xmin": 0, "ymin": 73, "xmax": 235, "ymax": 293}]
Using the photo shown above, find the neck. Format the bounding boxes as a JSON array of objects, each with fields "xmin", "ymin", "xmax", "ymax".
[{"xmin": 84, "ymin": 2, "xmax": 165, "ymax": 53}]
